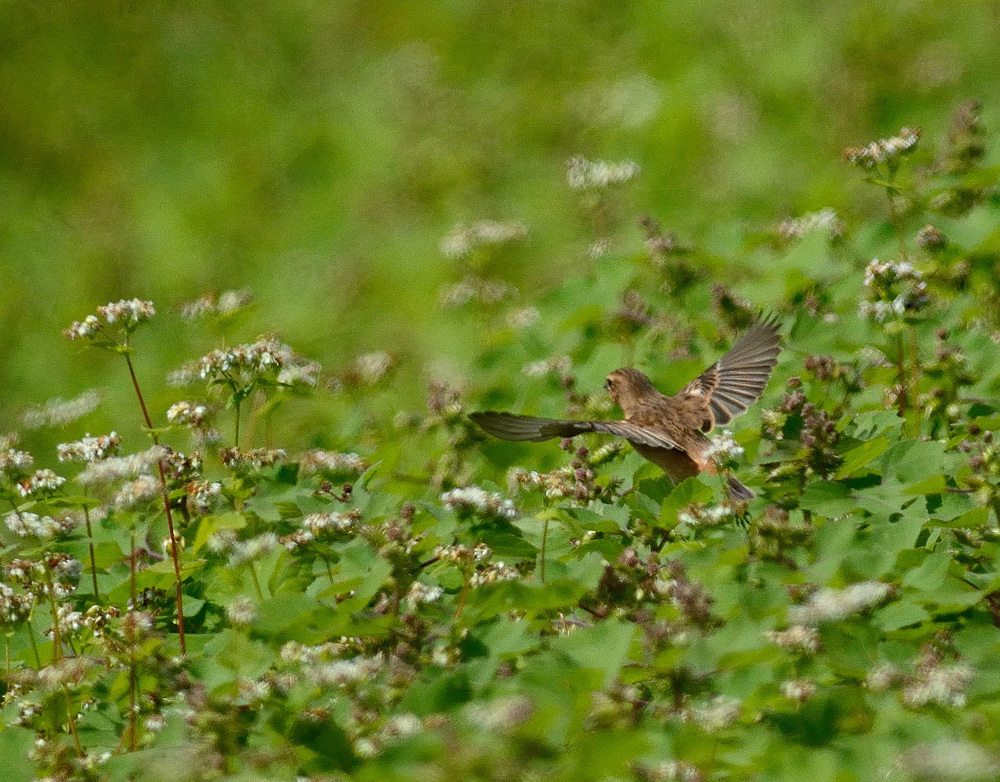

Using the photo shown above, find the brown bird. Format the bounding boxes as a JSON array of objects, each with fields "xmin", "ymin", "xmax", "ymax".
[{"xmin": 470, "ymin": 315, "xmax": 781, "ymax": 500}]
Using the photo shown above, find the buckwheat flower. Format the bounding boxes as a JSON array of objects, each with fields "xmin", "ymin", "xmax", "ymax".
[
  {"xmin": 780, "ymin": 678, "xmax": 817, "ymax": 703},
  {"xmin": 313, "ymin": 656, "xmax": 384, "ymax": 686},
  {"xmin": 277, "ymin": 360, "xmax": 321, "ymax": 387},
  {"xmin": 405, "ymin": 581, "xmax": 444, "ymax": 606},
  {"xmin": 0, "ymin": 448, "xmax": 33, "ymax": 475},
  {"xmin": 866, "ymin": 663, "xmax": 901, "ymax": 692},
  {"xmin": 37, "ymin": 657, "xmax": 91, "ymax": 690},
  {"xmin": 778, "ymin": 208, "xmax": 844, "ymax": 241},
  {"xmin": 686, "ymin": 695, "xmax": 741, "ymax": 733},
  {"xmin": 299, "ymin": 450, "xmax": 370, "ymax": 475},
  {"xmin": 470, "ymin": 561, "xmax": 520, "ymax": 587},
  {"xmin": 506, "ymin": 306, "xmax": 540, "ymax": 330},
  {"xmin": 860, "ymin": 258, "xmax": 930, "ymax": 322},
  {"xmin": 522, "ymin": 355, "xmax": 572, "ymax": 377},
  {"xmin": 4, "ymin": 511, "xmax": 78, "ymax": 538},
  {"xmin": 704, "ymin": 430, "xmax": 744, "ymax": 466},
  {"xmin": 439, "ymin": 219, "xmax": 528, "ymax": 258},
  {"xmin": 903, "ymin": 662, "xmax": 974, "ymax": 708},
  {"xmin": 219, "ymin": 447, "xmax": 286, "ymax": 470},
  {"xmin": 916, "ymin": 224, "xmax": 947, "ymax": 251},
  {"xmin": 46, "ymin": 604, "xmax": 84, "ymax": 640},
  {"xmin": 355, "ymin": 351, "xmax": 393, "ymax": 385},
  {"xmin": 302, "ymin": 509, "xmax": 362, "ymax": 536},
  {"xmin": 226, "ymin": 598, "xmax": 257, "ymax": 626},
  {"xmin": 766, "ymin": 625, "xmax": 821, "ymax": 654},
  {"xmin": 901, "ymin": 740, "xmax": 1000, "ymax": 781},
  {"xmin": 566, "ymin": 155, "xmax": 641, "ymax": 189},
  {"xmin": 98, "ymin": 298, "xmax": 156, "ymax": 327},
  {"xmin": 789, "ymin": 581, "xmax": 893, "ymax": 624},
  {"xmin": 113, "ymin": 474, "xmax": 161, "ymax": 508},
  {"xmin": 677, "ymin": 503, "xmax": 734, "ymax": 527},
  {"xmin": 21, "ymin": 389, "xmax": 101, "ymax": 429},
  {"xmin": 0, "ymin": 583, "xmax": 32, "ymax": 626},
  {"xmin": 228, "ymin": 533, "xmax": 280, "ymax": 565},
  {"xmin": 439, "ymin": 276, "xmax": 517, "ymax": 308},
  {"xmin": 842, "ymin": 127, "xmax": 920, "ymax": 169},
  {"xmin": 441, "ymin": 486, "xmax": 517, "ymax": 520},
  {"xmin": 186, "ymin": 480, "xmax": 222, "ymax": 514},
  {"xmin": 639, "ymin": 760, "xmax": 703, "ymax": 782},
  {"xmin": 144, "ymin": 714, "xmax": 167, "ymax": 734},
  {"xmin": 64, "ymin": 314, "xmax": 101, "ymax": 340},
  {"xmin": 180, "ymin": 289, "xmax": 255, "ymax": 320},
  {"xmin": 166, "ymin": 401, "xmax": 209, "ymax": 427},
  {"xmin": 57, "ymin": 432, "xmax": 121, "ymax": 462},
  {"xmin": 16, "ymin": 469, "xmax": 66, "ymax": 497},
  {"xmin": 76, "ymin": 445, "xmax": 169, "ymax": 485},
  {"xmin": 465, "ymin": 696, "xmax": 533, "ymax": 731}
]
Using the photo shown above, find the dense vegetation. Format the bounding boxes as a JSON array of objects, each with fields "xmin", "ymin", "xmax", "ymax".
[{"xmin": 1, "ymin": 108, "xmax": 1000, "ymax": 781}]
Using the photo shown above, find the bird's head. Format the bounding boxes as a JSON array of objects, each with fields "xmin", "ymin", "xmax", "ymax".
[{"xmin": 604, "ymin": 368, "xmax": 657, "ymax": 411}]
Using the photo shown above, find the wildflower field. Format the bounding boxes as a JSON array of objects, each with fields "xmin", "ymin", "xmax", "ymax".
[{"xmin": 4, "ymin": 3, "xmax": 1000, "ymax": 781}]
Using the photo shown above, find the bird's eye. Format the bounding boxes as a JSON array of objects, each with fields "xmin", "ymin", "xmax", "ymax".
[{"xmin": 604, "ymin": 378, "xmax": 613, "ymax": 390}]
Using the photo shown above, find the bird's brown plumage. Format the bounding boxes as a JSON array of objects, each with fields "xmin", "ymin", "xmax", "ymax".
[{"xmin": 470, "ymin": 315, "xmax": 782, "ymax": 500}]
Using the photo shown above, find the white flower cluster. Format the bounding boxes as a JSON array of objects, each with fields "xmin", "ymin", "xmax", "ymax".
[
  {"xmin": 439, "ymin": 219, "xmax": 528, "ymax": 258},
  {"xmin": 684, "ymin": 695, "xmax": 741, "ymax": 733},
  {"xmin": 843, "ymin": 127, "xmax": 920, "ymax": 169},
  {"xmin": 57, "ymin": 432, "xmax": 121, "ymax": 462},
  {"xmin": 219, "ymin": 447, "xmax": 287, "ymax": 470},
  {"xmin": 354, "ymin": 351, "xmax": 393, "ymax": 385},
  {"xmin": 766, "ymin": 624, "xmax": 821, "ymax": 654},
  {"xmin": 704, "ymin": 430, "xmax": 744, "ymax": 465},
  {"xmin": 470, "ymin": 561, "xmax": 520, "ymax": 587},
  {"xmin": 677, "ymin": 503, "xmax": 734, "ymax": 527},
  {"xmin": 522, "ymin": 355, "xmax": 572, "ymax": 377},
  {"xmin": 441, "ymin": 486, "xmax": 517, "ymax": 520},
  {"xmin": 214, "ymin": 532, "xmax": 281, "ymax": 566},
  {"xmin": 778, "ymin": 208, "xmax": 844, "ymax": 241},
  {"xmin": 789, "ymin": 581, "xmax": 892, "ymax": 624},
  {"xmin": 903, "ymin": 662, "xmax": 973, "ymax": 708},
  {"xmin": 405, "ymin": 581, "xmax": 444, "ymax": 606},
  {"xmin": 170, "ymin": 337, "xmax": 317, "ymax": 387},
  {"xmin": 76, "ymin": 445, "xmax": 169, "ymax": 485},
  {"xmin": 859, "ymin": 258, "xmax": 930, "ymax": 321},
  {"xmin": 0, "ymin": 583, "xmax": 32, "ymax": 626},
  {"xmin": 180, "ymin": 289, "xmax": 255, "ymax": 320},
  {"xmin": 186, "ymin": 480, "xmax": 222, "ymax": 514},
  {"xmin": 299, "ymin": 450, "xmax": 369, "ymax": 475},
  {"xmin": 225, "ymin": 597, "xmax": 257, "ymax": 626},
  {"xmin": 566, "ymin": 155, "xmax": 641, "ymax": 190},
  {"xmin": 439, "ymin": 276, "xmax": 517, "ymax": 308},
  {"xmin": 16, "ymin": 469, "xmax": 66, "ymax": 497},
  {"xmin": 0, "ymin": 448, "xmax": 33, "ymax": 475},
  {"xmin": 65, "ymin": 299, "xmax": 156, "ymax": 339},
  {"xmin": 22, "ymin": 389, "xmax": 101, "ymax": 429},
  {"xmin": 506, "ymin": 306, "xmax": 540, "ymax": 330},
  {"xmin": 113, "ymin": 474, "xmax": 161, "ymax": 509},
  {"xmin": 166, "ymin": 401, "xmax": 209, "ymax": 427},
  {"xmin": 464, "ymin": 696, "xmax": 533, "ymax": 731},
  {"xmin": 302, "ymin": 510, "xmax": 362, "ymax": 536},
  {"xmin": 4, "ymin": 511, "xmax": 78, "ymax": 538},
  {"xmin": 780, "ymin": 678, "xmax": 817, "ymax": 703}
]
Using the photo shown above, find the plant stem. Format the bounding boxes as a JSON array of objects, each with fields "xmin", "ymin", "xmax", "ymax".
[
  {"xmin": 83, "ymin": 498, "xmax": 101, "ymax": 604},
  {"xmin": 26, "ymin": 609, "xmax": 42, "ymax": 668},
  {"xmin": 909, "ymin": 325, "xmax": 920, "ymax": 437},
  {"xmin": 234, "ymin": 396, "xmax": 241, "ymax": 449},
  {"xmin": 539, "ymin": 517, "xmax": 549, "ymax": 584},
  {"xmin": 895, "ymin": 332, "xmax": 907, "ymax": 420},
  {"xmin": 248, "ymin": 561, "xmax": 265, "ymax": 600},
  {"xmin": 123, "ymin": 349, "xmax": 187, "ymax": 655},
  {"xmin": 128, "ymin": 529, "xmax": 138, "ymax": 753},
  {"xmin": 64, "ymin": 685, "xmax": 84, "ymax": 758},
  {"xmin": 885, "ymin": 189, "xmax": 909, "ymax": 262},
  {"xmin": 44, "ymin": 571, "xmax": 63, "ymax": 665}
]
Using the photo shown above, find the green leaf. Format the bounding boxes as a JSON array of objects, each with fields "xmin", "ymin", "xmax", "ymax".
[
  {"xmin": 549, "ymin": 620, "xmax": 637, "ymax": 687},
  {"xmin": 835, "ymin": 436, "xmax": 890, "ymax": 478},
  {"xmin": 799, "ymin": 481, "xmax": 855, "ymax": 517},
  {"xmin": 660, "ymin": 477, "xmax": 714, "ymax": 526}
]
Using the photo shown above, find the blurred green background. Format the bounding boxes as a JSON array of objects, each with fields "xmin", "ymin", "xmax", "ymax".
[{"xmin": 1, "ymin": 0, "xmax": 997, "ymax": 443}]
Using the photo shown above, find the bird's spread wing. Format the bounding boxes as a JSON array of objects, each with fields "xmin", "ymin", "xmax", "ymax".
[
  {"xmin": 680, "ymin": 314, "xmax": 782, "ymax": 428},
  {"xmin": 470, "ymin": 412, "xmax": 681, "ymax": 450}
]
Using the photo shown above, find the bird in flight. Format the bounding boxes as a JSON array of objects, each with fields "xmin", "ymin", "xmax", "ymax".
[{"xmin": 470, "ymin": 315, "xmax": 781, "ymax": 500}]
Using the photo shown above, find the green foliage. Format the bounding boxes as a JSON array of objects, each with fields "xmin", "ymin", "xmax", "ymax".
[{"xmin": 4, "ymin": 5, "xmax": 1000, "ymax": 779}]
